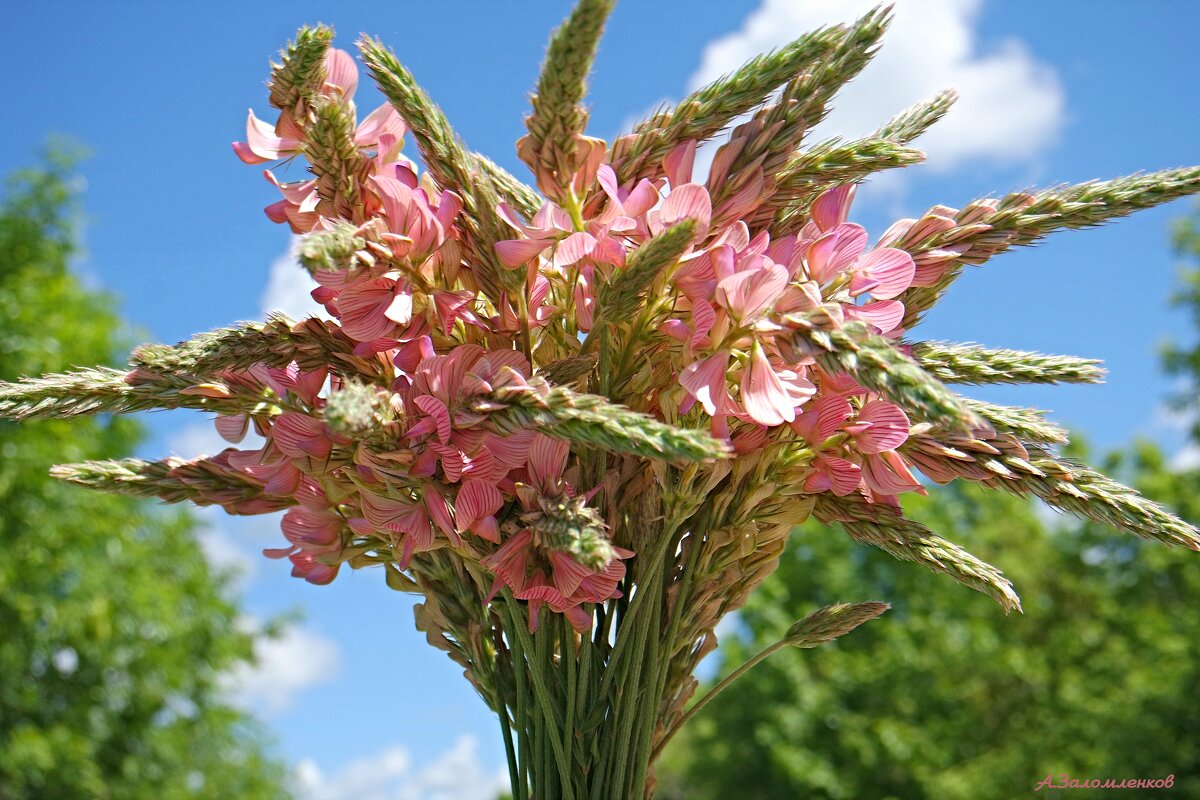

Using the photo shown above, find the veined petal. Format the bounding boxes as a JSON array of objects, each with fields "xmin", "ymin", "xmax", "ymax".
[
  {"xmin": 549, "ymin": 550, "xmax": 594, "ymax": 596},
  {"xmin": 714, "ymin": 261, "xmax": 788, "ymax": 322},
  {"xmin": 811, "ymin": 184, "xmax": 856, "ymax": 231},
  {"xmin": 355, "ymin": 103, "xmax": 406, "ymax": 147},
  {"xmin": 861, "ymin": 451, "xmax": 923, "ymax": 496},
  {"xmin": 852, "ymin": 247, "xmax": 916, "ymax": 299},
  {"xmin": 273, "ymin": 412, "xmax": 332, "ymax": 459},
  {"xmin": 528, "ymin": 433, "xmax": 569, "ymax": 491},
  {"xmin": 456, "ymin": 479, "xmax": 503, "ymax": 531},
  {"xmin": 413, "ymin": 395, "xmax": 452, "ymax": 444},
  {"xmin": 679, "ymin": 350, "xmax": 730, "ymax": 416},
  {"xmin": 495, "ymin": 238, "xmax": 552, "ymax": 268},
  {"xmin": 812, "ymin": 455, "xmax": 862, "ymax": 495},
  {"xmin": 844, "ymin": 300, "xmax": 905, "ymax": 334},
  {"xmin": 806, "ymin": 224, "xmax": 867, "ymax": 283},
  {"xmin": 322, "ymin": 48, "xmax": 359, "ymax": 99},
  {"xmin": 855, "ymin": 400, "xmax": 911, "ymax": 454},
  {"xmin": 741, "ymin": 343, "xmax": 795, "ymax": 426},
  {"xmin": 660, "ymin": 183, "xmax": 712, "ymax": 237},
  {"xmin": 554, "ymin": 231, "xmax": 597, "ymax": 267},
  {"xmin": 663, "ymin": 140, "xmax": 697, "ymax": 187},
  {"xmin": 215, "ymin": 414, "xmax": 249, "ymax": 444}
]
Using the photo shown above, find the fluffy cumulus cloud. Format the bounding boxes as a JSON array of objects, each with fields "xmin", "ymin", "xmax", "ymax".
[
  {"xmin": 223, "ymin": 618, "xmax": 342, "ymax": 716},
  {"xmin": 261, "ymin": 235, "xmax": 332, "ymax": 320},
  {"xmin": 296, "ymin": 736, "xmax": 509, "ymax": 800},
  {"xmin": 688, "ymin": 0, "xmax": 1064, "ymax": 172}
]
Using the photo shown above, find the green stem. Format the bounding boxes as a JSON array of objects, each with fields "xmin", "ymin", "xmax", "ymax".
[
  {"xmin": 651, "ymin": 637, "xmax": 790, "ymax": 762},
  {"xmin": 504, "ymin": 593, "xmax": 576, "ymax": 800},
  {"xmin": 562, "ymin": 618, "xmax": 578, "ymax": 784},
  {"xmin": 498, "ymin": 700, "xmax": 524, "ymax": 800}
]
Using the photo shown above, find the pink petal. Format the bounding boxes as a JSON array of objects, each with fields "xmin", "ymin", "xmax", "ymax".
[
  {"xmin": 263, "ymin": 462, "xmax": 302, "ymax": 496},
  {"xmin": 424, "ymin": 490, "xmax": 458, "ymax": 539},
  {"xmin": 322, "ymin": 48, "xmax": 359, "ymax": 99},
  {"xmin": 806, "ymin": 224, "xmax": 867, "ymax": 283},
  {"xmin": 215, "ymin": 414, "xmax": 249, "ymax": 444},
  {"xmin": 263, "ymin": 546, "xmax": 297, "ymax": 560},
  {"xmin": 808, "ymin": 455, "xmax": 862, "ymax": 496},
  {"xmin": 456, "ymin": 479, "xmax": 504, "ymax": 530},
  {"xmin": 233, "ymin": 140, "xmax": 271, "ymax": 165},
  {"xmin": 861, "ymin": 451, "xmax": 923, "ymax": 496},
  {"xmin": 851, "ymin": 248, "xmax": 916, "ymax": 299},
  {"xmin": 355, "ymin": 103, "xmax": 406, "ymax": 147},
  {"xmin": 337, "ymin": 278, "xmax": 401, "ymax": 341},
  {"xmin": 663, "ymin": 140, "xmax": 696, "ymax": 187},
  {"xmin": 550, "ymin": 551, "xmax": 594, "ymax": 596},
  {"xmin": 239, "ymin": 109, "xmax": 298, "ymax": 162},
  {"xmin": 414, "ymin": 395, "xmax": 453, "ymax": 443},
  {"xmin": 855, "ymin": 401, "xmax": 911, "ymax": 454},
  {"xmin": 554, "ymin": 231, "xmax": 597, "ymax": 267},
  {"xmin": 473, "ymin": 516, "xmax": 501, "ymax": 543},
  {"xmin": 660, "ymin": 183, "xmax": 712, "ymax": 237},
  {"xmin": 562, "ymin": 604, "xmax": 594, "ymax": 633},
  {"xmin": 495, "ymin": 238, "xmax": 551, "ymax": 268},
  {"xmin": 596, "ymin": 163, "xmax": 621, "ymax": 205},
  {"xmin": 528, "ymin": 434, "xmax": 569, "ymax": 490},
  {"xmin": 623, "ymin": 179, "xmax": 659, "ymax": 218},
  {"xmin": 714, "ymin": 261, "xmax": 788, "ymax": 321},
  {"xmin": 844, "ymin": 300, "xmax": 905, "ymax": 334},
  {"xmin": 679, "ymin": 351, "xmax": 730, "ymax": 416},
  {"xmin": 272, "ymin": 412, "xmax": 331, "ymax": 459},
  {"xmin": 740, "ymin": 344, "xmax": 795, "ymax": 426},
  {"xmin": 811, "ymin": 184, "xmax": 856, "ymax": 231},
  {"xmin": 486, "ymin": 431, "xmax": 535, "ymax": 468}
]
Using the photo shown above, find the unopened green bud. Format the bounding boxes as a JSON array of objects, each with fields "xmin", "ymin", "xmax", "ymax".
[
  {"xmin": 526, "ymin": 494, "xmax": 614, "ymax": 570},
  {"xmin": 298, "ymin": 223, "xmax": 364, "ymax": 275},
  {"xmin": 324, "ymin": 381, "xmax": 384, "ymax": 436}
]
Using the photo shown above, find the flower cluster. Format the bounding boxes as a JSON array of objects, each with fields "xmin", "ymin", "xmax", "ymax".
[
  {"xmin": 220, "ymin": 38, "xmax": 953, "ymax": 620},
  {"xmin": 4, "ymin": 7, "xmax": 1199, "ymax": 794}
]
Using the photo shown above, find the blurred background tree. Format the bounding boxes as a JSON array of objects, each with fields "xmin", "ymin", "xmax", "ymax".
[
  {"xmin": 0, "ymin": 147, "xmax": 293, "ymax": 799},
  {"xmin": 657, "ymin": 206, "xmax": 1200, "ymax": 800}
]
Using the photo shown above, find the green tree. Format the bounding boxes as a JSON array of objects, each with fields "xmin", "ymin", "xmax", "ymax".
[
  {"xmin": 0, "ymin": 149, "xmax": 293, "ymax": 800},
  {"xmin": 658, "ymin": 211, "xmax": 1200, "ymax": 800}
]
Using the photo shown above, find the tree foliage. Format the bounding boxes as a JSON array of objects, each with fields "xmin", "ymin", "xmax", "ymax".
[
  {"xmin": 658, "ymin": 208, "xmax": 1200, "ymax": 800},
  {"xmin": 0, "ymin": 149, "xmax": 292, "ymax": 800}
]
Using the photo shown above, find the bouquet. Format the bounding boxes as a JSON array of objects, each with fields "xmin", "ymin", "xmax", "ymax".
[{"xmin": 3, "ymin": 4, "xmax": 1198, "ymax": 797}]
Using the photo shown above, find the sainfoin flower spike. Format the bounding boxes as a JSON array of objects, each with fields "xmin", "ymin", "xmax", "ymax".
[{"xmin": 4, "ymin": 7, "xmax": 1200, "ymax": 798}]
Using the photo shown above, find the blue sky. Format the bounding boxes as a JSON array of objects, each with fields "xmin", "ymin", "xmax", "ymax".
[{"xmin": 6, "ymin": 1, "xmax": 1200, "ymax": 797}]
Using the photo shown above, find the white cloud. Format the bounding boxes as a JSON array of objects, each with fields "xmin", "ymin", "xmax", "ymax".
[
  {"xmin": 296, "ymin": 736, "xmax": 509, "ymax": 800},
  {"xmin": 1171, "ymin": 444, "xmax": 1200, "ymax": 471},
  {"xmin": 261, "ymin": 236, "xmax": 332, "ymax": 320},
  {"xmin": 687, "ymin": 0, "xmax": 1063, "ymax": 172},
  {"xmin": 223, "ymin": 618, "xmax": 342, "ymax": 716}
]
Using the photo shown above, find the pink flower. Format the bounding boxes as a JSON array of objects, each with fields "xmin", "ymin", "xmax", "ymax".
[
  {"xmin": 679, "ymin": 350, "xmax": 732, "ymax": 417},
  {"xmin": 336, "ymin": 274, "xmax": 413, "ymax": 342},
  {"xmin": 848, "ymin": 400, "xmax": 911, "ymax": 454},
  {"xmin": 271, "ymin": 412, "xmax": 334, "ymax": 459},
  {"xmin": 861, "ymin": 450, "xmax": 924, "ymax": 498},
  {"xmin": 455, "ymin": 479, "xmax": 503, "ymax": 542},
  {"xmin": 263, "ymin": 482, "xmax": 345, "ymax": 585},
  {"xmin": 233, "ymin": 48, "xmax": 403, "ymax": 165},
  {"xmin": 352, "ymin": 490, "xmax": 436, "ymax": 568},
  {"xmin": 804, "ymin": 455, "xmax": 862, "ymax": 495},
  {"xmin": 740, "ymin": 342, "xmax": 796, "ymax": 426}
]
